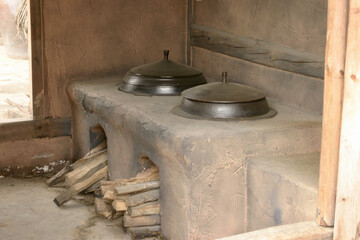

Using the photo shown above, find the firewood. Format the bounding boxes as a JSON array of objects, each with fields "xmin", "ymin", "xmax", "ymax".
[
  {"xmin": 128, "ymin": 201, "xmax": 160, "ymax": 217},
  {"xmin": 71, "ymin": 149, "xmax": 106, "ymax": 170},
  {"xmin": 84, "ymin": 140, "xmax": 107, "ymax": 158},
  {"xmin": 103, "ymin": 190, "xmax": 114, "ymax": 202},
  {"xmin": 95, "ymin": 197, "xmax": 113, "ymax": 219},
  {"xmin": 125, "ymin": 189, "xmax": 160, "ymax": 207},
  {"xmin": 112, "ymin": 200, "xmax": 127, "ymax": 211},
  {"xmin": 115, "ymin": 181, "xmax": 160, "ymax": 196},
  {"xmin": 84, "ymin": 179, "xmax": 105, "ymax": 193},
  {"xmin": 65, "ymin": 151, "xmax": 107, "ymax": 186},
  {"xmin": 54, "ymin": 166, "xmax": 108, "ymax": 206},
  {"xmin": 101, "ymin": 166, "xmax": 159, "ymax": 195},
  {"xmin": 46, "ymin": 161, "xmax": 72, "ymax": 186},
  {"xmin": 126, "ymin": 225, "xmax": 161, "ymax": 239},
  {"xmin": 123, "ymin": 214, "xmax": 160, "ymax": 228}
]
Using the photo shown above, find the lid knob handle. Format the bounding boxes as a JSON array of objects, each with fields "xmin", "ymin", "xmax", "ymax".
[
  {"xmin": 222, "ymin": 72, "xmax": 228, "ymax": 84},
  {"xmin": 163, "ymin": 50, "xmax": 170, "ymax": 60}
]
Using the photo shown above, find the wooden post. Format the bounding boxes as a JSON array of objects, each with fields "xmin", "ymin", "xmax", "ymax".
[
  {"xmin": 333, "ymin": 0, "xmax": 360, "ymax": 238},
  {"xmin": 316, "ymin": 0, "xmax": 349, "ymax": 227}
]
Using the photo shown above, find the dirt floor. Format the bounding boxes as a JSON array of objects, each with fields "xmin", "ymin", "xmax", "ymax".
[
  {"xmin": 0, "ymin": 45, "xmax": 32, "ymax": 123},
  {"xmin": 0, "ymin": 177, "xmax": 131, "ymax": 240}
]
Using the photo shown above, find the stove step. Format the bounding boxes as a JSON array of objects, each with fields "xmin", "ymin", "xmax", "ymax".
[{"xmin": 247, "ymin": 152, "xmax": 320, "ymax": 232}]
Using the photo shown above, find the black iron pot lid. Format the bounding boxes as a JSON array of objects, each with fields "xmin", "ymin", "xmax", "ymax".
[
  {"xmin": 119, "ymin": 50, "xmax": 207, "ymax": 96},
  {"xmin": 173, "ymin": 72, "xmax": 277, "ymax": 120}
]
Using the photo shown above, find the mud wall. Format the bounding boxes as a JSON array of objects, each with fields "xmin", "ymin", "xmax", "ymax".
[
  {"xmin": 190, "ymin": 0, "xmax": 327, "ymax": 114},
  {"xmin": 42, "ymin": 0, "xmax": 187, "ymax": 118}
]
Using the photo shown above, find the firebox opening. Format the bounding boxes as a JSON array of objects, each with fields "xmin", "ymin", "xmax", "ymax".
[{"xmin": 89, "ymin": 124, "xmax": 106, "ymax": 150}]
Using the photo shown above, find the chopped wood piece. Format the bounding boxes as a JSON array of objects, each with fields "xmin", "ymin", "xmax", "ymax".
[
  {"xmin": 103, "ymin": 190, "xmax": 114, "ymax": 202},
  {"xmin": 101, "ymin": 166, "xmax": 159, "ymax": 195},
  {"xmin": 83, "ymin": 140, "xmax": 107, "ymax": 158},
  {"xmin": 126, "ymin": 225, "xmax": 161, "ymax": 239},
  {"xmin": 54, "ymin": 166, "xmax": 108, "ymax": 207},
  {"xmin": 128, "ymin": 201, "xmax": 160, "ymax": 217},
  {"xmin": 95, "ymin": 197, "xmax": 113, "ymax": 219},
  {"xmin": 84, "ymin": 179, "xmax": 105, "ymax": 193},
  {"xmin": 65, "ymin": 151, "xmax": 107, "ymax": 186},
  {"xmin": 112, "ymin": 200, "xmax": 127, "ymax": 211},
  {"xmin": 71, "ymin": 149, "xmax": 107, "ymax": 170},
  {"xmin": 112, "ymin": 210, "xmax": 124, "ymax": 219},
  {"xmin": 46, "ymin": 161, "xmax": 72, "ymax": 186},
  {"xmin": 126, "ymin": 189, "xmax": 160, "ymax": 207},
  {"xmin": 115, "ymin": 181, "xmax": 160, "ymax": 196},
  {"xmin": 123, "ymin": 214, "xmax": 160, "ymax": 228}
]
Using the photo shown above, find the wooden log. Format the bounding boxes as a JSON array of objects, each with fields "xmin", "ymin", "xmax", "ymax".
[
  {"xmin": 54, "ymin": 166, "xmax": 108, "ymax": 206},
  {"xmin": 123, "ymin": 214, "xmax": 160, "ymax": 228},
  {"xmin": 126, "ymin": 225, "xmax": 161, "ymax": 239},
  {"xmin": 84, "ymin": 179, "xmax": 105, "ymax": 193},
  {"xmin": 83, "ymin": 140, "xmax": 107, "ymax": 158},
  {"xmin": 218, "ymin": 221, "xmax": 332, "ymax": 240},
  {"xmin": 128, "ymin": 201, "xmax": 160, "ymax": 217},
  {"xmin": 65, "ymin": 151, "xmax": 107, "ymax": 186},
  {"xmin": 95, "ymin": 197, "xmax": 113, "ymax": 219},
  {"xmin": 46, "ymin": 161, "xmax": 72, "ymax": 186},
  {"xmin": 71, "ymin": 149, "xmax": 107, "ymax": 170},
  {"xmin": 316, "ymin": 0, "xmax": 349, "ymax": 227},
  {"xmin": 101, "ymin": 166, "xmax": 159, "ymax": 195},
  {"xmin": 333, "ymin": 0, "xmax": 360, "ymax": 239},
  {"xmin": 103, "ymin": 190, "xmax": 114, "ymax": 202},
  {"xmin": 115, "ymin": 181, "xmax": 160, "ymax": 196},
  {"xmin": 125, "ymin": 189, "xmax": 160, "ymax": 207},
  {"xmin": 112, "ymin": 200, "xmax": 127, "ymax": 211},
  {"xmin": 190, "ymin": 24, "xmax": 324, "ymax": 78}
]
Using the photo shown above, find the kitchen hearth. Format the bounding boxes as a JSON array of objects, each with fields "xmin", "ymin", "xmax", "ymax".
[{"xmin": 67, "ymin": 76, "xmax": 321, "ymax": 240}]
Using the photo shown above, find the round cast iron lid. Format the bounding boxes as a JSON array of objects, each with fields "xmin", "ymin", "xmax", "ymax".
[
  {"xmin": 130, "ymin": 50, "xmax": 202, "ymax": 78},
  {"xmin": 119, "ymin": 50, "xmax": 207, "ymax": 95},
  {"xmin": 173, "ymin": 72, "xmax": 277, "ymax": 120},
  {"xmin": 182, "ymin": 72, "xmax": 265, "ymax": 103}
]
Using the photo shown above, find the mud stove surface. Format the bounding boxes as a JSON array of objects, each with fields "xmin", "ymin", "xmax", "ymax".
[{"xmin": 67, "ymin": 76, "xmax": 321, "ymax": 240}]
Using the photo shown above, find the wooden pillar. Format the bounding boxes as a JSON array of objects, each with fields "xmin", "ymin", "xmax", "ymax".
[
  {"xmin": 333, "ymin": 0, "xmax": 360, "ymax": 238},
  {"xmin": 316, "ymin": 0, "xmax": 348, "ymax": 227}
]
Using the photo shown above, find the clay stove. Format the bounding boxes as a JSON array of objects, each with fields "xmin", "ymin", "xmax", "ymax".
[{"xmin": 67, "ymin": 76, "xmax": 321, "ymax": 240}]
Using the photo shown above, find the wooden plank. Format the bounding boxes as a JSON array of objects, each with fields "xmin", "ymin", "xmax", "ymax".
[
  {"xmin": 126, "ymin": 225, "xmax": 161, "ymax": 239},
  {"xmin": 115, "ymin": 181, "xmax": 160, "ymax": 196},
  {"xmin": 218, "ymin": 222, "xmax": 333, "ymax": 240},
  {"xmin": 46, "ymin": 161, "xmax": 72, "ymax": 186},
  {"xmin": 112, "ymin": 200, "xmax": 127, "ymax": 211},
  {"xmin": 333, "ymin": 0, "xmax": 360, "ymax": 239},
  {"xmin": 0, "ymin": 118, "xmax": 71, "ymax": 142},
  {"xmin": 125, "ymin": 189, "xmax": 160, "ymax": 207},
  {"xmin": 128, "ymin": 201, "xmax": 160, "ymax": 217},
  {"xmin": 54, "ymin": 166, "xmax": 108, "ymax": 206},
  {"xmin": 65, "ymin": 151, "xmax": 107, "ymax": 186},
  {"xmin": 190, "ymin": 24, "xmax": 324, "ymax": 79},
  {"xmin": 316, "ymin": 0, "xmax": 349, "ymax": 227},
  {"xmin": 28, "ymin": 0, "xmax": 47, "ymax": 118},
  {"xmin": 123, "ymin": 214, "xmax": 160, "ymax": 228}
]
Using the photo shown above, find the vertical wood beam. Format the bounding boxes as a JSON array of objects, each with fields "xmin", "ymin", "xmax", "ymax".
[
  {"xmin": 29, "ymin": 0, "xmax": 46, "ymax": 119},
  {"xmin": 316, "ymin": 0, "xmax": 349, "ymax": 227},
  {"xmin": 333, "ymin": 0, "xmax": 360, "ymax": 238}
]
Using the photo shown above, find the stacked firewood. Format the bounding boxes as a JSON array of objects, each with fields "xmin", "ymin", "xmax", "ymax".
[
  {"xmin": 47, "ymin": 141, "xmax": 108, "ymax": 206},
  {"xmin": 96, "ymin": 165, "xmax": 162, "ymax": 239},
  {"xmin": 48, "ymin": 142, "xmax": 162, "ymax": 239}
]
